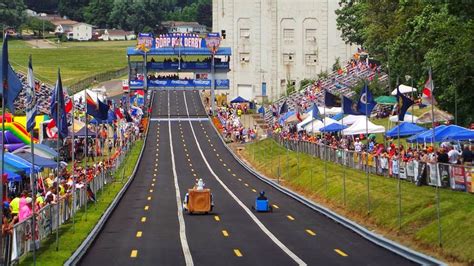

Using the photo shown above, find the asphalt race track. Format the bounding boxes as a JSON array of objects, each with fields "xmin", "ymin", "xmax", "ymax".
[{"xmin": 80, "ymin": 90, "xmax": 417, "ymax": 265}]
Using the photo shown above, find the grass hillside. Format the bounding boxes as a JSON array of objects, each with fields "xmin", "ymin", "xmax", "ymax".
[
  {"xmin": 241, "ymin": 139, "xmax": 474, "ymax": 264},
  {"xmin": 5, "ymin": 40, "xmax": 134, "ymax": 86}
]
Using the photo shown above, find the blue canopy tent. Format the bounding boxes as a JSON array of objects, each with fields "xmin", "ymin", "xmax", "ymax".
[
  {"xmin": 278, "ymin": 111, "xmax": 295, "ymax": 125},
  {"xmin": 435, "ymin": 125, "xmax": 473, "ymax": 141},
  {"xmin": 5, "ymin": 170, "xmax": 21, "ymax": 182},
  {"xmin": 14, "ymin": 152, "xmax": 59, "ymax": 169},
  {"xmin": 5, "ymin": 153, "xmax": 42, "ymax": 173},
  {"xmin": 443, "ymin": 130, "xmax": 474, "ymax": 141},
  {"xmin": 319, "ymin": 123, "xmax": 348, "ymax": 133},
  {"xmin": 230, "ymin": 96, "xmax": 249, "ymax": 103},
  {"xmin": 407, "ymin": 125, "xmax": 447, "ymax": 143},
  {"xmin": 332, "ymin": 112, "xmax": 344, "ymax": 121},
  {"xmin": 385, "ymin": 122, "xmax": 426, "ymax": 138},
  {"xmin": 2, "ymin": 153, "xmax": 36, "ymax": 174}
]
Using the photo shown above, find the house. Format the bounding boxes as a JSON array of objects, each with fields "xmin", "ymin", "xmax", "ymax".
[
  {"xmin": 70, "ymin": 23, "xmax": 93, "ymax": 41},
  {"xmin": 52, "ymin": 19, "xmax": 78, "ymax": 35},
  {"xmin": 161, "ymin": 21, "xmax": 207, "ymax": 34},
  {"xmin": 102, "ymin": 29, "xmax": 136, "ymax": 41}
]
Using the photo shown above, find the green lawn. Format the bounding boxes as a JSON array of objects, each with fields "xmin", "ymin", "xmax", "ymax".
[
  {"xmin": 21, "ymin": 140, "xmax": 144, "ymax": 266},
  {"xmin": 5, "ymin": 40, "xmax": 134, "ymax": 86},
  {"xmin": 242, "ymin": 139, "xmax": 474, "ymax": 264}
]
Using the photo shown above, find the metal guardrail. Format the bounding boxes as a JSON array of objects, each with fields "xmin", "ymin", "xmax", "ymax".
[
  {"xmin": 65, "ymin": 91, "xmax": 153, "ymax": 266},
  {"xmin": 208, "ymin": 121, "xmax": 445, "ymax": 265},
  {"xmin": 6, "ymin": 152, "xmax": 126, "ymax": 265},
  {"xmin": 275, "ymin": 137, "xmax": 473, "ymax": 194}
]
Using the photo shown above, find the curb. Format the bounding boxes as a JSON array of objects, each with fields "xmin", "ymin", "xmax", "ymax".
[
  {"xmin": 209, "ymin": 121, "xmax": 445, "ymax": 266},
  {"xmin": 65, "ymin": 92, "xmax": 154, "ymax": 266}
]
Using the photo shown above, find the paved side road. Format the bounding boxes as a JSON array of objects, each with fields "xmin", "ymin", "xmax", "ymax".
[{"xmin": 80, "ymin": 90, "xmax": 416, "ymax": 265}]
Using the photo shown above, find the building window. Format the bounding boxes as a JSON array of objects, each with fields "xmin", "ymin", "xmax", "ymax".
[
  {"xmin": 239, "ymin": 52, "xmax": 250, "ymax": 63},
  {"xmin": 283, "ymin": 53, "xmax": 294, "ymax": 64},
  {"xmin": 305, "ymin": 54, "xmax": 318, "ymax": 65},
  {"xmin": 306, "ymin": 29, "xmax": 317, "ymax": 42},
  {"xmin": 240, "ymin": 28, "xmax": 250, "ymax": 39},
  {"xmin": 283, "ymin": 29, "xmax": 294, "ymax": 42}
]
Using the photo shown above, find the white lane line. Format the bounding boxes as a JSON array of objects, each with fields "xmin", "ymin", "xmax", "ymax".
[
  {"xmin": 169, "ymin": 90, "xmax": 194, "ymax": 266},
  {"xmin": 182, "ymin": 92, "xmax": 305, "ymax": 266}
]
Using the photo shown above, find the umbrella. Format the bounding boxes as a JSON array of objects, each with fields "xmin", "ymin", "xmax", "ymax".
[
  {"xmin": 320, "ymin": 123, "xmax": 348, "ymax": 133},
  {"xmin": 417, "ymin": 108, "xmax": 453, "ymax": 124},
  {"xmin": 375, "ymin": 96, "xmax": 397, "ymax": 104}
]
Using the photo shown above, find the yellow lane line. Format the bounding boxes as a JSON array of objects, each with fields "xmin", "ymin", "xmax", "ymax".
[
  {"xmin": 287, "ymin": 215, "xmax": 295, "ymax": 221},
  {"xmin": 232, "ymin": 174, "xmax": 236, "ymax": 177},
  {"xmin": 214, "ymin": 216, "xmax": 220, "ymax": 221},
  {"xmin": 233, "ymin": 249, "xmax": 243, "ymax": 257},
  {"xmin": 244, "ymin": 183, "xmax": 249, "ymax": 187},
  {"xmin": 151, "ymin": 183, "xmax": 155, "ymax": 187},
  {"xmin": 189, "ymin": 163, "xmax": 193, "ymax": 167},
  {"xmin": 216, "ymin": 154, "xmax": 219, "ymax": 157},
  {"xmin": 130, "ymin": 250, "xmax": 138, "ymax": 258},
  {"xmin": 149, "ymin": 189, "xmax": 153, "ymax": 193},
  {"xmin": 141, "ymin": 217, "xmax": 146, "ymax": 223},
  {"xmin": 334, "ymin": 249, "xmax": 348, "ymax": 257},
  {"xmin": 306, "ymin": 229, "xmax": 316, "ymax": 236},
  {"xmin": 154, "ymin": 168, "xmax": 158, "ymax": 172},
  {"xmin": 144, "ymin": 206, "xmax": 149, "ymax": 211},
  {"xmin": 193, "ymin": 173, "xmax": 197, "ymax": 177},
  {"xmin": 238, "ymin": 178, "xmax": 242, "ymax": 181},
  {"xmin": 251, "ymin": 189, "xmax": 257, "ymax": 193},
  {"xmin": 272, "ymin": 204, "xmax": 279, "ymax": 209},
  {"xmin": 223, "ymin": 163, "xmax": 227, "ymax": 166},
  {"xmin": 136, "ymin": 231, "xmax": 142, "ymax": 238},
  {"xmin": 147, "ymin": 196, "xmax": 151, "ymax": 201},
  {"xmin": 222, "ymin": 230, "xmax": 229, "ymax": 237},
  {"xmin": 153, "ymin": 174, "xmax": 157, "ymax": 177},
  {"xmin": 152, "ymin": 178, "xmax": 156, "ymax": 182},
  {"xmin": 227, "ymin": 169, "xmax": 231, "ymax": 172}
]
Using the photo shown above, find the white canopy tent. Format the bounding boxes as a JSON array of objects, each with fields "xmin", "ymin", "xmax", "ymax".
[
  {"xmin": 297, "ymin": 110, "xmax": 315, "ymax": 131},
  {"xmin": 340, "ymin": 115, "xmax": 366, "ymax": 126},
  {"xmin": 342, "ymin": 119, "xmax": 386, "ymax": 135},
  {"xmin": 304, "ymin": 117, "xmax": 340, "ymax": 133},
  {"xmin": 318, "ymin": 106, "xmax": 342, "ymax": 116},
  {"xmin": 73, "ymin": 88, "xmax": 107, "ymax": 102},
  {"xmin": 391, "ymin": 84, "xmax": 417, "ymax": 95},
  {"xmin": 389, "ymin": 114, "xmax": 419, "ymax": 123}
]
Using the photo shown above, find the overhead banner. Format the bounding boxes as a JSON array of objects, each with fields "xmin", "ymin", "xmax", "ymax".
[
  {"xmin": 147, "ymin": 79, "xmax": 229, "ymax": 89},
  {"xmin": 136, "ymin": 33, "xmax": 222, "ymax": 50}
]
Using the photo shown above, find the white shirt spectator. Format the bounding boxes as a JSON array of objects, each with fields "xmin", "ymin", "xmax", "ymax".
[
  {"xmin": 448, "ymin": 149, "xmax": 461, "ymax": 164},
  {"xmin": 354, "ymin": 140, "xmax": 362, "ymax": 152}
]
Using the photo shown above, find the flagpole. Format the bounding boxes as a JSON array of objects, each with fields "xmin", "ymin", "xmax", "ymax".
[
  {"xmin": 396, "ymin": 81, "xmax": 402, "ymax": 231},
  {"xmin": 71, "ymin": 92, "xmax": 76, "ymax": 233},
  {"xmin": 55, "ymin": 69, "xmax": 60, "ymax": 252},
  {"xmin": 324, "ymin": 102, "xmax": 327, "ymax": 196},
  {"xmin": 430, "ymin": 68, "xmax": 442, "ymax": 247},
  {"xmin": 0, "ymin": 34, "xmax": 7, "ymax": 262},
  {"xmin": 28, "ymin": 55, "xmax": 37, "ymax": 265},
  {"xmin": 365, "ymin": 82, "xmax": 370, "ymax": 215},
  {"xmin": 84, "ymin": 90, "xmax": 88, "ymax": 221},
  {"xmin": 341, "ymin": 95, "xmax": 346, "ymax": 206}
]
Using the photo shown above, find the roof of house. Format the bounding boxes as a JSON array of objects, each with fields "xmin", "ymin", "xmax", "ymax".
[
  {"xmin": 162, "ymin": 21, "xmax": 204, "ymax": 28},
  {"xmin": 51, "ymin": 19, "xmax": 79, "ymax": 26},
  {"xmin": 106, "ymin": 29, "xmax": 128, "ymax": 36}
]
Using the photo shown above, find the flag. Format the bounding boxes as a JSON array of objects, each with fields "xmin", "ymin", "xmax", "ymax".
[
  {"xmin": 324, "ymin": 90, "xmax": 341, "ymax": 108},
  {"xmin": 357, "ymin": 83, "xmax": 376, "ymax": 116},
  {"xmin": 50, "ymin": 69, "xmax": 68, "ymax": 139},
  {"xmin": 396, "ymin": 86, "xmax": 414, "ymax": 122},
  {"xmin": 65, "ymin": 93, "xmax": 72, "ymax": 113},
  {"xmin": 311, "ymin": 103, "xmax": 321, "ymax": 120},
  {"xmin": 279, "ymin": 101, "xmax": 288, "ymax": 115},
  {"xmin": 86, "ymin": 93, "xmax": 109, "ymax": 120},
  {"xmin": 115, "ymin": 107, "xmax": 124, "ymax": 119},
  {"xmin": 296, "ymin": 106, "xmax": 303, "ymax": 122},
  {"xmin": 1, "ymin": 34, "xmax": 23, "ymax": 112},
  {"xmin": 26, "ymin": 56, "xmax": 37, "ymax": 132},
  {"xmin": 343, "ymin": 96, "xmax": 362, "ymax": 115},
  {"xmin": 422, "ymin": 69, "xmax": 435, "ymax": 105}
]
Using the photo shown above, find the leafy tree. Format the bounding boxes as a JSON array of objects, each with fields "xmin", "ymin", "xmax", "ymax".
[
  {"xmin": 332, "ymin": 57, "xmax": 341, "ymax": 71},
  {"xmin": 335, "ymin": 1, "xmax": 474, "ymax": 126},
  {"xmin": 24, "ymin": 17, "xmax": 55, "ymax": 37},
  {"xmin": 84, "ymin": 0, "xmax": 113, "ymax": 28},
  {"xmin": 58, "ymin": 0, "xmax": 90, "ymax": 21},
  {"xmin": 25, "ymin": 0, "xmax": 59, "ymax": 13},
  {"xmin": 0, "ymin": 0, "xmax": 27, "ymax": 31},
  {"xmin": 108, "ymin": 1, "xmax": 132, "ymax": 30},
  {"xmin": 196, "ymin": 0, "xmax": 211, "ymax": 27}
]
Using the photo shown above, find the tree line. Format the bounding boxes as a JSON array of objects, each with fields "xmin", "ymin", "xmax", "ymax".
[
  {"xmin": 1, "ymin": 0, "xmax": 211, "ymax": 35},
  {"xmin": 336, "ymin": 0, "xmax": 473, "ymax": 126}
]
